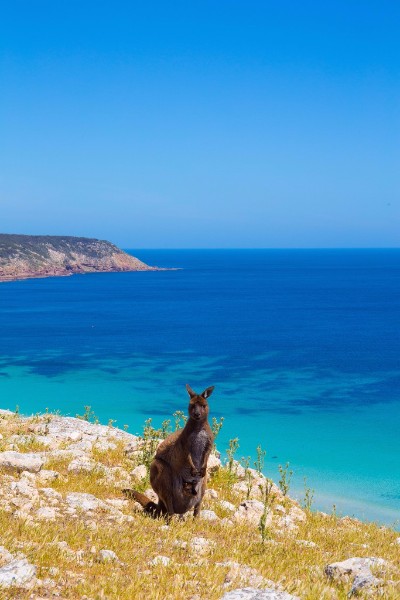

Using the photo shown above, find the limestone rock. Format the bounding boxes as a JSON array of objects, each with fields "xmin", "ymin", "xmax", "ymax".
[
  {"xmin": 37, "ymin": 469, "xmax": 59, "ymax": 483},
  {"xmin": 325, "ymin": 557, "xmax": 389, "ymax": 596},
  {"xmin": 205, "ymin": 488, "xmax": 218, "ymax": 499},
  {"xmin": 0, "ymin": 451, "xmax": 44, "ymax": 473},
  {"xmin": 217, "ymin": 561, "xmax": 272, "ymax": 589},
  {"xmin": 130, "ymin": 465, "xmax": 147, "ymax": 480},
  {"xmin": 65, "ymin": 492, "xmax": 108, "ymax": 512},
  {"xmin": 220, "ymin": 500, "xmax": 236, "ymax": 512},
  {"xmin": 189, "ymin": 537, "xmax": 215, "ymax": 555},
  {"xmin": 97, "ymin": 549, "xmax": 119, "ymax": 563},
  {"xmin": 220, "ymin": 588, "xmax": 299, "ymax": 600},
  {"xmin": 0, "ymin": 547, "xmax": 14, "ymax": 565},
  {"xmin": 200, "ymin": 509, "xmax": 219, "ymax": 522},
  {"xmin": 35, "ymin": 507, "xmax": 57, "ymax": 520},
  {"xmin": 234, "ymin": 500, "xmax": 268, "ymax": 526},
  {"xmin": 0, "ymin": 556, "xmax": 36, "ymax": 588},
  {"xmin": 207, "ymin": 453, "xmax": 221, "ymax": 474},
  {"xmin": 67, "ymin": 457, "xmax": 99, "ymax": 474}
]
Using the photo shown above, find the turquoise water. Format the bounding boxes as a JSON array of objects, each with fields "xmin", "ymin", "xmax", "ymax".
[{"xmin": 0, "ymin": 249, "xmax": 399, "ymax": 525}]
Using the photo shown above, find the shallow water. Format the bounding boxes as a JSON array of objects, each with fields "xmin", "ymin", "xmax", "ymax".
[{"xmin": 1, "ymin": 249, "xmax": 399, "ymax": 525}]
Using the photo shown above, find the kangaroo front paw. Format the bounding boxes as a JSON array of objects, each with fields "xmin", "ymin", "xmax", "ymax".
[
  {"xmin": 199, "ymin": 467, "xmax": 207, "ymax": 477},
  {"xmin": 190, "ymin": 467, "xmax": 199, "ymax": 477}
]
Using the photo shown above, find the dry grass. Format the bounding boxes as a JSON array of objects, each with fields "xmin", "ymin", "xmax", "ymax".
[{"xmin": 0, "ymin": 413, "xmax": 399, "ymax": 599}]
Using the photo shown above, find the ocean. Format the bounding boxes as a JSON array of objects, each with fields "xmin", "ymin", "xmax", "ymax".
[{"xmin": 0, "ymin": 249, "xmax": 399, "ymax": 525}]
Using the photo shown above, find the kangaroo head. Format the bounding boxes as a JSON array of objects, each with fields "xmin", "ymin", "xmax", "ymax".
[{"xmin": 186, "ymin": 384, "xmax": 214, "ymax": 422}]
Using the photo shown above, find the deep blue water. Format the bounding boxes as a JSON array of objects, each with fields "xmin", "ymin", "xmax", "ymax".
[{"xmin": 1, "ymin": 249, "xmax": 399, "ymax": 524}]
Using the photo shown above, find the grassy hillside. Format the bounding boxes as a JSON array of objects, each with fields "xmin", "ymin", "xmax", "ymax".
[{"xmin": 0, "ymin": 409, "xmax": 398, "ymax": 599}]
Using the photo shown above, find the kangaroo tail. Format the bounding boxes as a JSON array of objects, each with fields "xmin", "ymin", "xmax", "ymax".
[{"xmin": 122, "ymin": 489, "xmax": 162, "ymax": 517}]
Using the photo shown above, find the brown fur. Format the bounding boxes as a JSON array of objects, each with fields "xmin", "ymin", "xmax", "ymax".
[{"xmin": 124, "ymin": 384, "xmax": 214, "ymax": 518}]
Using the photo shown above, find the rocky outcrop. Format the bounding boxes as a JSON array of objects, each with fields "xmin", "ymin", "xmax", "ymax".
[
  {"xmin": 0, "ymin": 408, "xmax": 397, "ymax": 599},
  {"xmin": 0, "ymin": 451, "xmax": 44, "ymax": 473},
  {"xmin": 220, "ymin": 589, "xmax": 300, "ymax": 600},
  {"xmin": 0, "ymin": 233, "xmax": 156, "ymax": 282},
  {"xmin": 325, "ymin": 556, "xmax": 390, "ymax": 596},
  {"xmin": 0, "ymin": 547, "xmax": 37, "ymax": 588}
]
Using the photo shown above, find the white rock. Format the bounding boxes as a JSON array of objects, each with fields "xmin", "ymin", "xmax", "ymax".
[
  {"xmin": 67, "ymin": 431, "xmax": 83, "ymax": 442},
  {"xmin": 0, "ymin": 557, "xmax": 36, "ymax": 588},
  {"xmin": 325, "ymin": 556, "xmax": 389, "ymax": 596},
  {"xmin": 93, "ymin": 439, "xmax": 117, "ymax": 451},
  {"xmin": 105, "ymin": 498, "xmax": 129, "ymax": 510},
  {"xmin": 275, "ymin": 515, "xmax": 298, "ymax": 531},
  {"xmin": 65, "ymin": 492, "xmax": 104, "ymax": 512},
  {"xmin": 0, "ymin": 451, "xmax": 44, "ymax": 473},
  {"xmin": 189, "ymin": 537, "xmax": 215, "ymax": 555},
  {"xmin": 97, "ymin": 549, "xmax": 119, "ymax": 563},
  {"xmin": 130, "ymin": 465, "xmax": 147, "ymax": 480},
  {"xmin": 124, "ymin": 439, "xmax": 140, "ymax": 456},
  {"xmin": 0, "ymin": 547, "xmax": 14, "ymax": 564},
  {"xmin": 67, "ymin": 457, "xmax": 98, "ymax": 474},
  {"xmin": 37, "ymin": 469, "xmax": 60, "ymax": 483},
  {"xmin": 217, "ymin": 561, "xmax": 271, "ymax": 589},
  {"xmin": 20, "ymin": 470, "xmax": 37, "ymax": 483},
  {"xmin": 10, "ymin": 479, "xmax": 38, "ymax": 499},
  {"xmin": 39, "ymin": 487, "xmax": 62, "ymax": 501},
  {"xmin": 200, "ymin": 509, "xmax": 219, "ymax": 522},
  {"xmin": 234, "ymin": 500, "xmax": 268, "ymax": 526},
  {"xmin": 207, "ymin": 453, "xmax": 221, "ymax": 474},
  {"xmin": 36, "ymin": 507, "xmax": 56, "ymax": 520},
  {"xmin": 288, "ymin": 505, "xmax": 306, "ymax": 522},
  {"xmin": 205, "ymin": 488, "xmax": 218, "ymax": 499},
  {"xmin": 220, "ymin": 500, "xmax": 236, "ymax": 512},
  {"xmin": 150, "ymin": 555, "xmax": 171, "ymax": 566},
  {"xmin": 221, "ymin": 589, "xmax": 299, "ymax": 600},
  {"xmin": 231, "ymin": 461, "xmax": 246, "ymax": 478},
  {"xmin": 65, "ymin": 492, "xmax": 125, "ymax": 522},
  {"xmin": 325, "ymin": 556, "xmax": 388, "ymax": 580}
]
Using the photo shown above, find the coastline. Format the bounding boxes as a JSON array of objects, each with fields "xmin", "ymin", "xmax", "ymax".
[{"xmin": 0, "ymin": 407, "xmax": 399, "ymax": 598}]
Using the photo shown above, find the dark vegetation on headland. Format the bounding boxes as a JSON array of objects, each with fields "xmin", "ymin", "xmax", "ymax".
[{"xmin": 0, "ymin": 233, "xmax": 155, "ymax": 282}]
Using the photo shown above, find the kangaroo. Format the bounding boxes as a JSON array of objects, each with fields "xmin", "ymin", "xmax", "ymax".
[{"xmin": 124, "ymin": 384, "xmax": 214, "ymax": 518}]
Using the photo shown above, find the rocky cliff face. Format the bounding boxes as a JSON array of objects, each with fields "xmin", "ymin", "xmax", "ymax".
[{"xmin": 0, "ymin": 234, "xmax": 155, "ymax": 282}]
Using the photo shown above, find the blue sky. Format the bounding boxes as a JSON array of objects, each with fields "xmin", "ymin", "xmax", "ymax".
[{"xmin": 1, "ymin": 1, "xmax": 399, "ymax": 248}]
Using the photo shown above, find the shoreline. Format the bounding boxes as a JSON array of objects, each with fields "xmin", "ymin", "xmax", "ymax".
[
  {"xmin": 3, "ymin": 406, "xmax": 398, "ymax": 530},
  {"xmin": 0, "ymin": 265, "xmax": 180, "ymax": 283}
]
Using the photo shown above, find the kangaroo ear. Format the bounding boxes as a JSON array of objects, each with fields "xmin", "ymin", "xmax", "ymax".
[
  {"xmin": 201, "ymin": 386, "xmax": 215, "ymax": 399},
  {"xmin": 186, "ymin": 384, "xmax": 197, "ymax": 398}
]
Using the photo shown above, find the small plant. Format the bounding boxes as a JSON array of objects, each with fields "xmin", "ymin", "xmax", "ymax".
[
  {"xmin": 140, "ymin": 418, "xmax": 161, "ymax": 470},
  {"xmin": 302, "ymin": 477, "xmax": 314, "ymax": 511},
  {"xmin": 173, "ymin": 410, "xmax": 187, "ymax": 431},
  {"xmin": 258, "ymin": 478, "xmax": 275, "ymax": 543},
  {"xmin": 254, "ymin": 444, "xmax": 266, "ymax": 475},
  {"xmin": 123, "ymin": 424, "xmax": 129, "ymax": 431},
  {"xmin": 107, "ymin": 418, "xmax": 117, "ymax": 428},
  {"xmin": 76, "ymin": 405, "xmax": 99, "ymax": 424},
  {"xmin": 226, "ymin": 437, "xmax": 239, "ymax": 472},
  {"xmin": 160, "ymin": 419, "xmax": 171, "ymax": 438},
  {"xmin": 278, "ymin": 462, "xmax": 293, "ymax": 496},
  {"xmin": 211, "ymin": 416, "xmax": 224, "ymax": 449},
  {"xmin": 241, "ymin": 456, "xmax": 252, "ymax": 499}
]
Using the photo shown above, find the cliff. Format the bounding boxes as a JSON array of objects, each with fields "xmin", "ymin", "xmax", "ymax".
[
  {"xmin": 0, "ymin": 234, "xmax": 155, "ymax": 282},
  {"xmin": 0, "ymin": 408, "xmax": 398, "ymax": 599}
]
